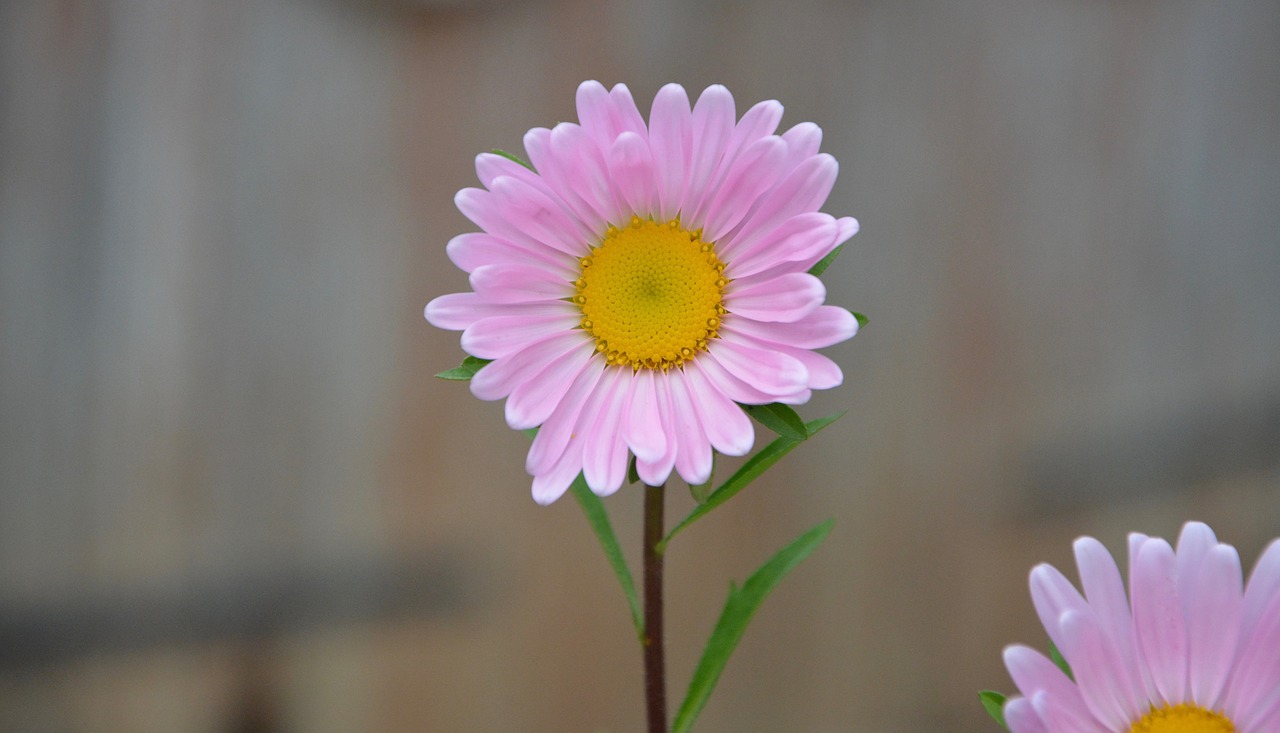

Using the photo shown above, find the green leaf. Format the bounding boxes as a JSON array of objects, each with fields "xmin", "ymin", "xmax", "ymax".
[
  {"xmin": 850, "ymin": 310, "xmax": 869, "ymax": 329},
  {"xmin": 627, "ymin": 455, "xmax": 641, "ymax": 485},
  {"xmin": 1049, "ymin": 641, "xmax": 1073, "ymax": 680},
  {"xmin": 978, "ymin": 690, "xmax": 1008, "ymax": 729},
  {"xmin": 435, "ymin": 355, "xmax": 492, "ymax": 381},
  {"xmin": 743, "ymin": 403, "xmax": 808, "ymax": 441},
  {"xmin": 671, "ymin": 520, "xmax": 834, "ymax": 733},
  {"xmin": 569, "ymin": 475, "xmax": 644, "ymax": 641},
  {"xmin": 807, "ymin": 243, "xmax": 844, "ymax": 277},
  {"xmin": 659, "ymin": 412, "xmax": 844, "ymax": 551},
  {"xmin": 491, "ymin": 148, "xmax": 534, "ymax": 171}
]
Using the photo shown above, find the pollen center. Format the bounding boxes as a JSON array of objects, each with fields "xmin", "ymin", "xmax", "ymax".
[
  {"xmin": 1128, "ymin": 704, "xmax": 1236, "ymax": 733},
  {"xmin": 574, "ymin": 217, "xmax": 727, "ymax": 370}
]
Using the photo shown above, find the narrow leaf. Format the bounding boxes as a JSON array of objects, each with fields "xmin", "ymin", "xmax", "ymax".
[
  {"xmin": 627, "ymin": 455, "xmax": 641, "ymax": 485},
  {"xmin": 491, "ymin": 148, "xmax": 534, "ymax": 171},
  {"xmin": 569, "ymin": 475, "xmax": 643, "ymax": 640},
  {"xmin": 436, "ymin": 355, "xmax": 492, "ymax": 381},
  {"xmin": 743, "ymin": 403, "xmax": 808, "ymax": 441},
  {"xmin": 671, "ymin": 520, "xmax": 834, "ymax": 733},
  {"xmin": 660, "ymin": 412, "xmax": 844, "ymax": 551},
  {"xmin": 1049, "ymin": 641, "xmax": 1073, "ymax": 680},
  {"xmin": 807, "ymin": 243, "xmax": 844, "ymax": 277},
  {"xmin": 850, "ymin": 310, "xmax": 869, "ymax": 329},
  {"xmin": 979, "ymin": 690, "xmax": 1008, "ymax": 729}
]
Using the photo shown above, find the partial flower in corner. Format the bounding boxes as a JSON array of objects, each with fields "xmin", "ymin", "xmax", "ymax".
[
  {"xmin": 427, "ymin": 81, "xmax": 859, "ymax": 504},
  {"xmin": 1001, "ymin": 521, "xmax": 1280, "ymax": 733}
]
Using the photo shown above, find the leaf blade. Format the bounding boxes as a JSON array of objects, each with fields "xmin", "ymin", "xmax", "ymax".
[
  {"xmin": 660, "ymin": 412, "xmax": 844, "ymax": 550},
  {"xmin": 569, "ymin": 475, "xmax": 644, "ymax": 641},
  {"xmin": 979, "ymin": 690, "xmax": 1008, "ymax": 729},
  {"xmin": 743, "ymin": 403, "xmax": 808, "ymax": 441},
  {"xmin": 491, "ymin": 148, "xmax": 534, "ymax": 171},
  {"xmin": 671, "ymin": 520, "xmax": 834, "ymax": 733},
  {"xmin": 807, "ymin": 243, "xmax": 844, "ymax": 277},
  {"xmin": 436, "ymin": 355, "xmax": 492, "ymax": 381}
]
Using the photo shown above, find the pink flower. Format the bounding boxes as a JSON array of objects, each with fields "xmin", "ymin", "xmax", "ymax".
[
  {"xmin": 1003, "ymin": 521, "xmax": 1280, "ymax": 733},
  {"xmin": 427, "ymin": 81, "xmax": 858, "ymax": 503}
]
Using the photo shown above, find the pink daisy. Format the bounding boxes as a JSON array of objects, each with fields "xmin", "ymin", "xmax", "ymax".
[
  {"xmin": 426, "ymin": 81, "xmax": 859, "ymax": 504},
  {"xmin": 1002, "ymin": 521, "xmax": 1280, "ymax": 733}
]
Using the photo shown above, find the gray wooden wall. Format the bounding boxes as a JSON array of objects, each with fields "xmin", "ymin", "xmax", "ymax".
[{"xmin": 2, "ymin": 0, "xmax": 1279, "ymax": 731}]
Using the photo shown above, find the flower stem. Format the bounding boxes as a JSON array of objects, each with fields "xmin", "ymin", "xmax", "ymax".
[{"xmin": 643, "ymin": 482, "xmax": 667, "ymax": 733}]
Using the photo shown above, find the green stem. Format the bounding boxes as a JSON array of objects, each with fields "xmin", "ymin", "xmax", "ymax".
[{"xmin": 643, "ymin": 483, "xmax": 667, "ymax": 733}]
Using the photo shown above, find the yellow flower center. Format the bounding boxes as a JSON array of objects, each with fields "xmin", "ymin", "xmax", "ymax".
[
  {"xmin": 1128, "ymin": 704, "xmax": 1236, "ymax": 733},
  {"xmin": 574, "ymin": 216, "xmax": 727, "ymax": 370}
]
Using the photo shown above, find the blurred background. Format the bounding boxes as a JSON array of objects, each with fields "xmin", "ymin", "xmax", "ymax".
[{"xmin": 2, "ymin": 0, "xmax": 1279, "ymax": 731}]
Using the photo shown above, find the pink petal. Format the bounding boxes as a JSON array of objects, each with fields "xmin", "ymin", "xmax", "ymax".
[
  {"xmin": 1003, "ymin": 644, "xmax": 1087, "ymax": 709},
  {"xmin": 835, "ymin": 216, "xmax": 860, "ymax": 246},
  {"xmin": 666, "ymin": 369, "xmax": 713, "ymax": 485},
  {"xmin": 531, "ymin": 439, "xmax": 584, "ymax": 505},
  {"xmin": 577, "ymin": 81, "xmax": 646, "ymax": 151},
  {"xmin": 607, "ymin": 131, "xmax": 656, "ymax": 218},
  {"xmin": 1130, "ymin": 538, "xmax": 1188, "ymax": 705},
  {"xmin": 1028, "ymin": 563, "xmax": 1089, "ymax": 658},
  {"xmin": 781, "ymin": 121, "xmax": 823, "ymax": 168},
  {"xmin": 636, "ymin": 376, "xmax": 678, "ymax": 486},
  {"xmin": 547, "ymin": 122, "xmax": 623, "ymax": 227},
  {"xmin": 624, "ymin": 368, "xmax": 667, "ymax": 463},
  {"xmin": 469, "ymin": 264, "xmax": 572, "ymax": 304},
  {"xmin": 504, "ymin": 340, "xmax": 595, "ymax": 430},
  {"xmin": 1002, "ymin": 697, "xmax": 1048, "ymax": 733},
  {"xmin": 684, "ymin": 364, "xmax": 754, "ymax": 456},
  {"xmin": 426, "ymin": 292, "xmax": 512, "ymax": 331},
  {"xmin": 1072, "ymin": 537, "xmax": 1146, "ymax": 710},
  {"xmin": 574, "ymin": 80, "xmax": 613, "ymax": 147},
  {"xmin": 446, "ymin": 232, "xmax": 577, "ymax": 278},
  {"xmin": 475, "ymin": 151, "xmax": 543, "ymax": 189},
  {"xmin": 470, "ymin": 331, "xmax": 592, "ymax": 401},
  {"xmin": 1028, "ymin": 689, "xmax": 1109, "ymax": 733},
  {"xmin": 526, "ymin": 362, "xmax": 606, "ymax": 474},
  {"xmin": 1060, "ymin": 610, "xmax": 1139, "ymax": 730},
  {"xmin": 723, "ymin": 154, "xmax": 837, "ymax": 249},
  {"xmin": 684, "ymin": 85, "xmax": 736, "ymax": 221},
  {"xmin": 724, "ymin": 306, "xmax": 858, "ymax": 350},
  {"xmin": 582, "ymin": 367, "xmax": 630, "ymax": 496},
  {"xmin": 700, "ymin": 137, "xmax": 788, "ymax": 243},
  {"xmin": 721, "ymin": 333, "xmax": 844, "ymax": 390},
  {"xmin": 685, "ymin": 99, "xmax": 783, "ymax": 231},
  {"xmin": 707, "ymin": 338, "xmax": 808, "ymax": 396},
  {"xmin": 461, "ymin": 312, "xmax": 581, "ymax": 359},
  {"xmin": 722, "ymin": 99, "xmax": 784, "ymax": 165},
  {"xmin": 488, "ymin": 175, "xmax": 595, "ymax": 256},
  {"xmin": 723, "ymin": 213, "xmax": 838, "ymax": 278},
  {"xmin": 1241, "ymin": 694, "xmax": 1280, "ymax": 733},
  {"xmin": 1186, "ymin": 544, "xmax": 1243, "ymax": 708},
  {"xmin": 455, "ymin": 187, "xmax": 553, "ymax": 255},
  {"xmin": 694, "ymin": 347, "xmax": 798, "ymax": 405},
  {"xmin": 554, "ymin": 122, "xmax": 625, "ymax": 226},
  {"xmin": 1224, "ymin": 585, "xmax": 1280, "ymax": 724},
  {"xmin": 523, "ymin": 126, "xmax": 608, "ymax": 233},
  {"xmin": 1176, "ymin": 521, "xmax": 1219, "ymax": 616},
  {"xmin": 648, "ymin": 83, "xmax": 692, "ymax": 222},
  {"xmin": 728, "ymin": 272, "xmax": 826, "ymax": 323},
  {"xmin": 1241, "ymin": 539, "xmax": 1280, "ymax": 642}
]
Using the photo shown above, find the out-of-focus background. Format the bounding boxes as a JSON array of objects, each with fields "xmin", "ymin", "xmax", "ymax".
[{"xmin": 2, "ymin": 0, "xmax": 1279, "ymax": 731}]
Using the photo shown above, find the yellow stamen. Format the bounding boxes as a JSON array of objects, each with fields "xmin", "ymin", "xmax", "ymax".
[
  {"xmin": 1128, "ymin": 703, "xmax": 1235, "ymax": 733},
  {"xmin": 574, "ymin": 217, "xmax": 727, "ymax": 370}
]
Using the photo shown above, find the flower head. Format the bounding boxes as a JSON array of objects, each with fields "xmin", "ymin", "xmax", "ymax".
[
  {"xmin": 427, "ymin": 81, "xmax": 859, "ymax": 503},
  {"xmin": 1002, "ymin": 522, "xmax": 1280, "ymax": 733}
]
